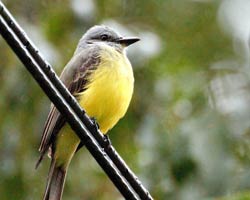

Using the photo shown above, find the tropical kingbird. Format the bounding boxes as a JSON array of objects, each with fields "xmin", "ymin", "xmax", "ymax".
[{"xmin": 36, "ymin": 25, "xmax": 139, "ymax": 200}]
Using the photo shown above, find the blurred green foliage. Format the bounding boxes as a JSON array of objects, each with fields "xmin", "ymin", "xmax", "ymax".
[{"xmin": 1, "ymin": 0, "xmax": 250, "ymax": 199}]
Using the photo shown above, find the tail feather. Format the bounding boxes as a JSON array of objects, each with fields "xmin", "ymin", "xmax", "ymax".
[{"xmin": 43, "ymin": 159, "xmax": 67, "ymax": 200}]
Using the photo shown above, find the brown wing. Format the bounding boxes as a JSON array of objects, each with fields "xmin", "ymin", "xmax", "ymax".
[{"xmin": 36, "ymin": 46, "xmax": 100, "ymax": 167}]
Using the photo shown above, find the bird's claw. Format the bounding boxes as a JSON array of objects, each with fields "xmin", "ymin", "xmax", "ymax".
[
  {"xmin": 104, "ymin": 135, "xmax": 112, "ymax": 148},
  {"xmin": 90, "ymin": 117, "xmax": 99, "ymax": 130}
]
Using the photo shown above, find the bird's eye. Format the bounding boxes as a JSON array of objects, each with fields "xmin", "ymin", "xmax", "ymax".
[{"xmin": 100, "ymin": 34, "xmax": 109, "ymax": 41}]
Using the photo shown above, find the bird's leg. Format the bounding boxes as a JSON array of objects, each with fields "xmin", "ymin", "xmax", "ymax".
[
  {"xmin": 90, "ymin": 117, "xmax": 99, "ymax": 130},
  {"xmin": 90, "ymin": 117, "xmax": 111, "ymax": 148},
  {"xmin": 103, "ymin": 134, "xmax": 112, "ymax": 148}
]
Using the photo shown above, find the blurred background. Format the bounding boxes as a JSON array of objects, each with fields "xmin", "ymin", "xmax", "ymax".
[{"xmin": 1, "ymin": 0, "xmax": 250, "ymax": 199}]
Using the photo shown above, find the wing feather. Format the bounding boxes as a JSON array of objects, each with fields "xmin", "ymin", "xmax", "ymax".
[{"xmin": 36, "ymin": 46, "xmax": 100, "ymax": 167}]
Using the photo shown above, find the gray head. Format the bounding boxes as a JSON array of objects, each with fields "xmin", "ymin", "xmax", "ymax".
[{"xmin": 77, "ymin": 25, "xmax": 139, "ymax": 51}]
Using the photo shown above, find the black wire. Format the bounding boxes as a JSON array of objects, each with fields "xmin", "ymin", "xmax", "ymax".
[{"xmin": 0, "ymin": 2, "xmax": 153, "ymax": 199}]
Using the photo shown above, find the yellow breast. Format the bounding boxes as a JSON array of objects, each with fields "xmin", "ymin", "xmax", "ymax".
[{"xmin": 78, "ymin": 45, "xmax": 134, "ymax": 134}]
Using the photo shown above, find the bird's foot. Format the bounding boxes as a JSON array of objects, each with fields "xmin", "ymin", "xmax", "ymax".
[
  {"xmin": 90, "ymin": 117, "xmax": 99, "ymax": 130},
  {"xmin": 104, "ymin": 135, "xmax": 112, "ymax": 148}
]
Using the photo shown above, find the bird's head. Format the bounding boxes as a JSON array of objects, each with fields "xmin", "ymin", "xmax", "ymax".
[{"xmin": 79, "ymin": 25, "xmax": 140, "ymax": 51}]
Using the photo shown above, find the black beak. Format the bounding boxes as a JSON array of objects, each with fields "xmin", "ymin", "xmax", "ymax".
[{"xmin": 117, "ymin": 37, "xmax": 140, "ymax": 46}]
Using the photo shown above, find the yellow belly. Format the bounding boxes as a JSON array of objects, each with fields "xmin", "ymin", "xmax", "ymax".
[
  {"xmin": 55, "ymin": 45, "xmax": 134, "ymax": 167},
  {"xmin": 79, "ymin": 46, "xmax": 134, "ymax": 133}
]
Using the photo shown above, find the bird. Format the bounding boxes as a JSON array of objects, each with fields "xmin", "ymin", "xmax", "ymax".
[{"xmin": 36, "ymin": 25, "xmax": 140, "ymax": 200}]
